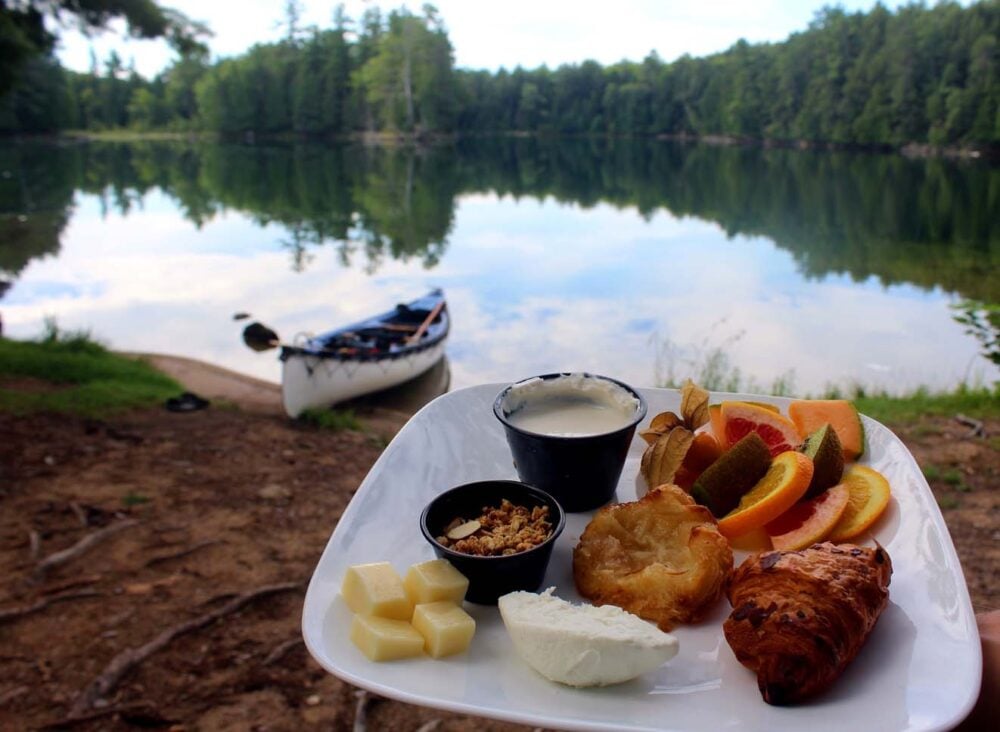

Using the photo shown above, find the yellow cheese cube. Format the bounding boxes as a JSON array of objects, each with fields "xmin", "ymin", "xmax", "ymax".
[
  {"xmin": 349, "ymin": 614, "xmax": 424, "ymax": 661},
  {"xmin": 404, "ymin": 559, "xmax": 470, "ymax": 604},
  {"xmin": 341, "ymin": 562, "xmax": 413, "ymax": 620},
  {"xmin": 411, "ymin": 601, "xmax": 476, "ymax": 658}
]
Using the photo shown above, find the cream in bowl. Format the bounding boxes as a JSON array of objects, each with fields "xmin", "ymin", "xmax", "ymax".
[{"xmin": 494, "ymin": 373, "xmax": 647, "ymax": 512}]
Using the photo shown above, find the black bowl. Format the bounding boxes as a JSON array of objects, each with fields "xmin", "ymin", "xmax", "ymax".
[
  {"xmin": 493, "ymin": 373, "xmax": 647, "ymax": 512},
  {"xmin": 419, "ymin": 480, "xmax": 566, "ymax": 605}
]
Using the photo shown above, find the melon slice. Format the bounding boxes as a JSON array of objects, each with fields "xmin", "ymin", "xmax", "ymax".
[
  {"xmin": 788, "ymin": 400, "xmax": 865, "ymax": 462},
  {"xmin": 720, "ymin": 402, "xmax": 802, "ymax": 457}
]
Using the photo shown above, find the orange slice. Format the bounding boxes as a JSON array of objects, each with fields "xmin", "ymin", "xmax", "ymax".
[
  {"xmin": 720, "ymin": 402, "xmax": 802, "ymax": 457},
  {"xmin": 827, "ymin": 465, "xmax": 891, "ymax": 541},
  {"xmin": 765, "ymin": 482, "xmax": 850, "ymax": 551},
  {"xmin": 716, "ymin": 451, "xmax": 814, "ymax": 538}
]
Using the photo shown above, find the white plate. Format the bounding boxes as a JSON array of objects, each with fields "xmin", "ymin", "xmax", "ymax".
[{"xmin": 302, "ymin": 385, "xmax": 982, "ymax": 732}]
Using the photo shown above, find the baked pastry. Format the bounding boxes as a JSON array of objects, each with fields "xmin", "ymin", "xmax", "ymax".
[
  {"xmin": 573, "ymin": 484, "xmax": 733, "ymax": 630},
  {"xmin": 723, "ymin": 542, "xmax": 892, "ymax": 705}
]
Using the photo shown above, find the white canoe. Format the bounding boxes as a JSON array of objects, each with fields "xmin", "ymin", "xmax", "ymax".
[{"xmin": 280, "ymin": 290, "xmax": 449, "ymax": 417}]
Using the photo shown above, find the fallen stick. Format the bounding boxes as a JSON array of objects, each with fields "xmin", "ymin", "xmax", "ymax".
[
  {"xmin": 41, "ymin": 702, "xmax": 159, "ymax": 729},
  {"xmin": 68, "ymin": 501, "xmax": 89, "ymax": 527},
  {"xmin": 262, "ymin": 637, "xmax": 304, "ymax": 666},
  {"xmin": 28, "ymin": 530, "xmax": 41, "ymax": 561},
  {"xmin": 34, "ymin": 519, "xmax": 138, "ymax": 579},
  {"xmin": 415, "ymin": 720, "xmax": 441, "ymax": 732},
  {"xmin": 69, "ymin": 581, "xmax": 299, "ymax": 717},
  {"xmin": 0, "ymin": 685, "xmax": 29, "ymax": 706},
  {"xmin": 143, "ymin": 539, "xmax": 222, "ymax": 568},
  {"xmin": 0, "ymin": 590, "xmax": 101, "ymax": 624},
  {"xmin": 955, "ymin": 413, "xmax": 986, "ymax": 438},
  {"xmin": 353, "ymin": 689, "xmax": 375, "ymax": 732}
]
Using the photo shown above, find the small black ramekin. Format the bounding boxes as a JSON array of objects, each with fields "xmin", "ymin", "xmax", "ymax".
[
  {"xmin": 419, "ymin": 480, "xmax": 566, "ymax": 605},
  {"xmin": 493, "ymin": 373, "xmax": 647, "ymax": 512}
]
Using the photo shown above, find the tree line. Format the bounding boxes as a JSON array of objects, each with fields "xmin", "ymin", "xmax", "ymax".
[{"xmin": 0, "ymin": 2, "xmax": 997, "ymax": 148}]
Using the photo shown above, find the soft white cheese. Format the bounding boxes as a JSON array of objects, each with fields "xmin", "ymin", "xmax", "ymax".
[{"xmin": 498, "ymin": 588, "xmax": 679, "ymax": 687}]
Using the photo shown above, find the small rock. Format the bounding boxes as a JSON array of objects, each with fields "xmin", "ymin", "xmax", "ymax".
[
  {"xmin": 93, "ymin": 698, "xmax": 109, "ymax": 709},
  {"xmin": 44, "ymin": 455, "xmax": 56, "ymax": 466},
  {"xmin": 305, "ymin": 694, "xmax": 321, "ymax": 706},
  {"xmin": 258, "ymin": 484, "xmax": 291, "ymax": 500}
]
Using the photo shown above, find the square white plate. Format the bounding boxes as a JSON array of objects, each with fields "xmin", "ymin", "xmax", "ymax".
[{"xmin": 302, "ymin": 385, "xmax": 982, "ymax": 731}]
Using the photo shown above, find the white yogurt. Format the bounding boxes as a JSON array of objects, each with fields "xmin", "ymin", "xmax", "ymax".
[{"xmin": 503, "ymin": 375, "xmax": 640, "ymax": 437}]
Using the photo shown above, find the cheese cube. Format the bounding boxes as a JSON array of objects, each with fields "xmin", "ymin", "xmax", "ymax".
[
  {"xmin": 411, "ymin": 601, "xmax": 476, "ymax": 658},
  {"xmin": 341, "ymin": 562, "xmax": 413, "ymax": 620},
  {"xmin": 349, "ymin": 614, "xmax": 424, "ymax": 661},
  {"xmin": 404, "ymin": 559, "xmax": 470, "ymax": 604}
]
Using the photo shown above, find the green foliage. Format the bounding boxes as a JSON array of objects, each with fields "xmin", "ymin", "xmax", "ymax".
[
  {"xmin": 0, "ymin": 327, "xmax": 182, "ymax": 416},
  {"xmin": 3, "ymin": 1, "xmax": 997, "ymax": 148},
  {"xmin": 296, "ymin": 407, "xmax": 361, "ymax": 431},
  {"xmin": 0, "ymin": 0, "xmax": 210, "ymax": 98}
]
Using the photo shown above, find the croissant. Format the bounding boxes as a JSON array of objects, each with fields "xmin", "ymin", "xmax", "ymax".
[{"xmin": 723, "ymin": 542, "xmax": 892, "ymax": 705}]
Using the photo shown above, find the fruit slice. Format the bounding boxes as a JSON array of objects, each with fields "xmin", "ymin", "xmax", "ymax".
[
  {"xmin": 690, "ymin": 432, "xmax": 772, "ymax": 517},
  {"xmin": 764, "ymin": 482, "xmax": 850, "ymax": 550},
  {"xmin": 788, "ymin": 400, "xmax": 865, "ymax": 462},
  {"xmin": 674, "ymin": 432, "xmax": 724, "ymax": 490},
  {"xmin": 716, "ymin": 451, "xmax": 814, "ymax": 538},
  {"xmin": 827, "ymin": 465, "xmax": 891, "ymax": 541},
  {"xmin": 799, "ymin": 424, "xmax": 845, "ymax": 499},
  {"xmin": 709, "ymin": 401, "xmax": 781, "ymax": 447},
  {"xmin": 720, "ymin": 402, "xmax": 802, "ymax": 457}
]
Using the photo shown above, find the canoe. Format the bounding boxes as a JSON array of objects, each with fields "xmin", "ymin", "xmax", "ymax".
[
  {"xmin": 280, "ymin": 289, "xmax": 450, "ymax": 417},
  {"xmin": 280, "ymin": 289, "xmax": 449, "ymax": 417}
]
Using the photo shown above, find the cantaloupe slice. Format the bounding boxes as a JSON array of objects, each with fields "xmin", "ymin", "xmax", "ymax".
[{"xmin": 788, "ymin": 400, "xmax": 865, "ymax": 462}]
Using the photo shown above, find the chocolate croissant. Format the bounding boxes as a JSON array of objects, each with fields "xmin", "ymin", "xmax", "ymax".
[{"xmin": 723, "ymin": 542, "xmax": 892, "ymax": 705}]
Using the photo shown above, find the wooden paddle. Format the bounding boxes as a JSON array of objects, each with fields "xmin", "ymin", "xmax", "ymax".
[{"xmin": 407, "ymin": 301, "xmax": 446, "ymax": 345}]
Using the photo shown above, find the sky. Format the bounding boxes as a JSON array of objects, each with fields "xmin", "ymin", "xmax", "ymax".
[{"xmin": 54, "ymin": 0, "xmax": 906, "ymax": 79}]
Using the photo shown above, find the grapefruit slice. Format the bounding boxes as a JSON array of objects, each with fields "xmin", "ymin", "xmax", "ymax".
[
  {"xmin": 788, "ymin": 400, "xmax": 865, "ymax": 461},
  {"xmin": 720, "ymin": 402, "xmax": 802, "ymax": 457},
  {"xmin": 765, "ymin": 482, "xmax": 850, "ymax": 550},
  {"xmin": 827, "ymin": 465, "xmax": 891, "ymax": 541},
  {"xmin": 716, "ymin": 451, "xmax": 814, "ymax": 538}
]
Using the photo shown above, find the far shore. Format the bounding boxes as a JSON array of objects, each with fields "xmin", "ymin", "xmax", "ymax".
[{"xmin": 4, "ymin": 129, "xmax": 993, "ymax": 161}]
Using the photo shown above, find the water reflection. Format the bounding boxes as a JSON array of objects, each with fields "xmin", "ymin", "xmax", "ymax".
[{"xmin": 0, "ymin": 139, "xmax": 997, "ymax": 393}]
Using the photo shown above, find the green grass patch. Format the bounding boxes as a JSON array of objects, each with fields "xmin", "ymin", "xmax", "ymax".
[
  {"xmin": 297, "ymin": 407, "xmax": 362, "ymax": 432},
  {"xmin": 0, "ymin": 328, "xmax": 181, "ymax": 417},
  {"xmin": 936, "ymin": 494, "xmax": 960, "ymax": 510},
  {"xmin": 852, "ymin": 384, "xmax": 1000, "ymax": 423}
]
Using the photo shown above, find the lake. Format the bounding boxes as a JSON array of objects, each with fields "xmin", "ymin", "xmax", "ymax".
[{"xmin": 1, "ymin": 138, "xmax": 997, "ymax": 399}]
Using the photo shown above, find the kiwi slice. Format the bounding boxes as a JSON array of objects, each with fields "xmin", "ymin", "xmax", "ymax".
[
  {"xmin": 691, "ymin": 432, "xmax": 772, "ymax": 518},
  {"xmin": 799, "ymin": 424, "xmax": 845, "ymax": 499}
]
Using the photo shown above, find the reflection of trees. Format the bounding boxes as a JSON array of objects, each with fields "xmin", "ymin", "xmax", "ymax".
[
  {"xmin": 0, "ymin": 139, "xmax": 996, "ymax": 302},
  {"xmin": 0, "ymin": 145, "xmax": 76, "ymax": 279}
]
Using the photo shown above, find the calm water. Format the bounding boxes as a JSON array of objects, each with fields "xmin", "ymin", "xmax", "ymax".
[{"xmin": 1, "ymin": 139, "xmax": 997, "ymax": 396}]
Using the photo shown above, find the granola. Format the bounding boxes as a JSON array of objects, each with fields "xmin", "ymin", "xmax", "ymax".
[{"xmin": 436, "ymin": 499, "xmax": 552, "ymax": 556}]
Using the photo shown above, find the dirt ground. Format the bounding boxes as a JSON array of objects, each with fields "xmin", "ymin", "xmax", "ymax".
[{"xmin": 0, "ymin": 358, "xmax": 996, "ymax": 731}]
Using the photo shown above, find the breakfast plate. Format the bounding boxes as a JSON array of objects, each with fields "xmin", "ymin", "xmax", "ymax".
[{"xmin": 301, "ymin": 384, "xmax": 982, "ymax": 732}]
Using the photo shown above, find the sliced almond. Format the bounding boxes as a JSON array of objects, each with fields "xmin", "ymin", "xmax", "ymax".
[{"xmin": 446, "ymin": 520, "xmax": 481, "ymax": 540}]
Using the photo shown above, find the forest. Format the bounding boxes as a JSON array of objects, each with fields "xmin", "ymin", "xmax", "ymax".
[{"xmin": 0, "ymin": 1, "xmax": 997, "ymax": 148}]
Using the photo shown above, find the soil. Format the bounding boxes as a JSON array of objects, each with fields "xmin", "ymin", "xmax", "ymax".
[{"xmin": 0, "ymin": 357, "xmax": 996, "ymax": 731}]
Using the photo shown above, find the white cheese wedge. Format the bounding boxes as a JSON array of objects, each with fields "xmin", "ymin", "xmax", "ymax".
[{"xmin": 498, "ymin": 588, "xmax": 679, "ymax": 687}]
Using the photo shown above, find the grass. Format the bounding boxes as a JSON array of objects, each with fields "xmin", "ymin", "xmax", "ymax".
[
  {"xmin": 297, "ymin": 407, "xmax": 362, "ymax": 432},
  {"xmin": 852, "ymin": 385, "xmax": 1000, "ymax": 423},
  {"xmin": 0, "ymin": 325, "xmax": 181, "ymax": 417}
]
